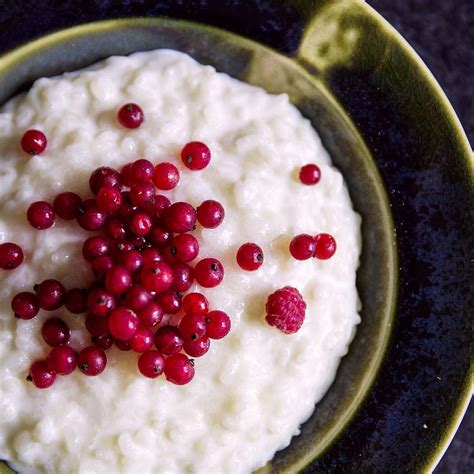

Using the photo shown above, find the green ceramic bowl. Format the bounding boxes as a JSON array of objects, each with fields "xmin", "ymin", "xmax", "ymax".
[{"xmin": 0, "ymin": 1, "xmax": 471, "ymax": 473}]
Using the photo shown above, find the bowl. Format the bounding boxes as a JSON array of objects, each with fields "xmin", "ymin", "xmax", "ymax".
[{"xmin": 0, "ymin": 1, "xmax": 471, "ymax": 472}]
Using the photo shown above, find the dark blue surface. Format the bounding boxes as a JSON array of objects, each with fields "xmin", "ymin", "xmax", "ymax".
[{"xmin": 0, "ymin": 1, "xmax": 472, "ymax": 472}]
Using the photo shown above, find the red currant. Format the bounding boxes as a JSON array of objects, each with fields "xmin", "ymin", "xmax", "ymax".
[
  {"xmin": 129, "ymin": 211, "xmax": 153, "ymax": 236},
  {"xmin": 236, "ymin": 243, "xmax": 264, "ymax": 271},
  {"xmin": 118, "ymin": 191, "xmax": 138, "ymax": 218},
  {"xmin": 154, "ymin": 194, "xmax": 171, "ymax": 216},
  {"xmin": 205, "ymin": 310, "xmax": 231, "ymax": 339},
  {"xmin": 194, "ymin": 258, "xmax": 224, "ymax": 288},
  {"xmin": 87, "ymin": 288, "xmax": 116, "ymax": 317},
  {"xmin": 117, "ymin": 249, "xmax": 144, "ymax": 274},
  {"xmin": 154, "ymin": 325, "xmax": 183, "ymax": 355},
  {"xmin": 42, "ymin": 317, "xmax": 70, "ymax": 346},
  {"xmin": 27, "ymin": 201, "xmax": 55, "ymax": 229},
  {"xmin": 314, "ymin": 233, "xmax": 337, "ymax": 260},
  {"xmin": 78, "ymin": 346, "xmax": 107, "ymax": 376},
  {"xmin": 82, "ymin": 236, "xmax": 110, "ymax": 262},
  {"xmin": 108, "ymin": 307, "xmax": 138, "ymax": 340},
  {"xmin": 148, "ymin": 226, "xmax": 172, "ymax": 247},
  {"xmin": 91, "ymin": 255, "xmax": 114, "ymax": 278},
  {"xmin": 179, "ymin": 313, "xmax": 206, "ymax": 340},
  {"xmin": 181, "ymin": 141, "xmax": 211, "ymax": 171},
  {"xmin": 158, "ymin": 290, "xmax": 182, "ymax": 314},
  {"xmin": 106, "ymin": 217, "xmax": 129, "ymax": 241},
  {"xmin": 171, "ymin": 263, "xmax": 194, "ymax": 292},
  {"xmin": 130, "ymin": 181, "xmax": 156, "ymax": 209},
  {"xmin": 46, "ymin": 346, "xmax": 76, "ymax": 375},
  {"xmin": 27, "ymin": 360, "xmax": 56, "ymax": 388},
  {"xmin": 171, "ymin": 234, "xmax": 199, "ymax": 263},
  {"xmin": 130, "ymin": 326, "xmax": 154, "ymax": 353},
  {"xmin": 129, "ymin": 158, "xmax": 154, "ymax": 182},
  {"xmin": 77, "ymin": 203, "xmax": 107, "ymax": 231},
  {"xmin": 0, "ymin": 243, "xmax": 24, "ymax": 270},
  {"xmin": 85, "ymin": 314, "xmax": 109, "ymax": 337},
  {"xmin": 35, "ymin": 279, "xmax": 65, "ymax": 310},
  {"xmin": 89, "ymin": 167, "xmax": 122, "ymax": 195},
  {"xmin": 152, "ymin": 162, "xmax": 180, "ymax": 190},
  {"xmin": 21, "ymin": 129, "xmax": 47, "ymax": 155},
  {"xmin": 197, "ymin": 200, "xmax": 224, "ymax": 228},
  {"xmin": 141, "ymin": 247, "xmax": 163, "ymax": 265},
  {"xmin": 182, "ymin": 292, "xmax": 209, "ymax": 316},
  {"xmin": 117, "ymin": 103, "xmax": 144, "ymax": 129},
  {"xmin": 140, "ymin": 261, "xmax": 174, "ymax": 293},
  {"xmin": 64, "ymin": 288, "xmax": 88, "ymax": 314},
  {"xmin": 96, "ymin": 186, "xmax": 123, "ymax": 213},
  {"xmin": 105, "ymin": 266, "xmax": 132, "ymax": 294},
  {"xmin": 183, "ymin": 337, "xmax": 210, "ymax": 357},
  {"xmin": 138, "ymin": 350, "xmax": 165, "ymax": 378},
  {"xmin": 289, "ymin": 234, "xmax": 316, "ymax": 260},
  {"xmin": 137, "ymin": 301, "xmax": 163, "ymax": 328},
  {"xmin": 163, "ymin": 202, "xmax": 196, "ymax": 234},
  {"xmin": 11, "ymin": 292, "xmax": 39, "ymax": 319},
  {"xmin": 53, "ymin": 192, "xmax": 82, "ymax": 220},
  {"xmin": 164, "ymin": 354, "xmax": 195, "ymax": 385},
  {"xmin": 299, "ymin": 164, "xmax": 321, "ymax": 185},
  {"xmin": 125, "ymin": 285, "xmax": 151, "ymax": 311}
]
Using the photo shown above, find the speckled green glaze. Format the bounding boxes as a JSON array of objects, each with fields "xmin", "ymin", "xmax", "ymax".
[{"xmin": 0, "ymin": 1, "xmax": 471, "ymax": 473}]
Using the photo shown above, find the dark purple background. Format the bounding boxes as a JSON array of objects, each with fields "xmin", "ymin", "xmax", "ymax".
[{"xmin": 369, "ymin": 2, "xmax": 472, "ymax": 473}]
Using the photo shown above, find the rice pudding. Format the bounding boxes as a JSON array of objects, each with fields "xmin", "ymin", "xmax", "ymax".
[{"xmin": 0, "ymin": 50, "xmax": 361, "ymax": 474}]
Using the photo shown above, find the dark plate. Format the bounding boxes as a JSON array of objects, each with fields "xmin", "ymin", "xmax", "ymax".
[{"xmin": 0, "ymin": 1, "xmax": 472, "ymax": 473}]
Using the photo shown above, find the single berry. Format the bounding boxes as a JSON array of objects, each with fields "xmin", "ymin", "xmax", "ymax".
[
  {"xmin": 314, "ymin": 233, "xmax": 337, "ymax": 260},
  {"xmin": 21, "ymin": 129, "xmax": 47, "ymax": 155},
  {"xmin": 125, "ymin": 285, "xmax": 151, "ymax": 311},
  {"xmin": 164, "ymin": 354, "xmax": 195, "ymax": 385},
  {"xmin": 265, "ymin": 286, "xmax": 307, "ymax": 334},
  {"xmin": 77, "ymin": 346, "xmax": 107, "ymax": 376},
  {"xmin": 42, "ymin": 317, "xmax": 70, "ymax": 346},
  {"xmin": 141, "ymin": 247, "xmax": 163, "ymax": 265},
  {"xmin": 236, "ymin": 243, "xmax": 263, "ymax": 271},
  {"xmin": 162, "ymin": 202, "xmax": 196, "ymax": 234},
  {"xmin": 154, "ymin": 325, "xmax": 183, "ymax": 355},
  {"xmin": 171, "ymin": 234, "xmax": 199, "ymax": 263},
  {"xmin": 130, "ymin": 181, "xmax": 156, "ymax": 209},
  {"xmin": 27, "ymin": 201, "xmax": 55, "ymax": 229},
  {"xmin": 108, "ymin": 307, "xmax": 138, "ymax": 340},
  {"xmin": 194, "ymin": 258, "xmax": 224, "ymax": 288},
  {"xmin": 35, "ymin": 279, "xmax": 65, "ymax": 310},
  {"xmin": 205, "ymin": 310, "xmax": 231, "ymax": 339},
  {"xmin": 179, "ymin": 313, "xmax": 207, "ymax": 341},
  {"xmin": 130, "ymin": 326, "xmax": 154, "ymax": 353},
  {"xmin": 182, "ymin": 292, "xmax": 209, "ymax": 316},
  {"xmin": 11, "ymin": 292, "xmax": 39, "ymax": 319},
  {"xmin": 181, "ymin": 141, "xmax": 211, "ymax": 171},
  {"xmin": 91, "ymin": 255, "xmax": 114, "ymax": 278},
  {"xmin": 154, "ymin": 195, "xmax": 171, "ymax": 216},
  {"xmin": 183, "ymin": 336, "xmax": 210, "ymax": 357},
  {"xmin": 65, "ymin": 288, "xmax": 88, "ymax": 314},
  {"xmin": 137, "ymin": 302, "xmax": 163, "ymax": 328},
  {"xmin": 117, "ymin": 249, "xmax": 144, "ymax": 273},
  {"xmin": 0, "ymin": 243, "xmax": 24, "ymax": 270},
  {"xmin": 140, "ymin": 262, "xmax": 174, "ymax": 293},
  {"xmin": 129, "ymin": 158, "xmax": 154, "ymax": 182},
  {"xmin": 87, "ymin": 288, "xmax": 116, "ymax": 317},
  {"xmin": 27, "ymin": 360, "xmax": 56, "ymax": 388},
  {"xmin": 85, "ymin": 314, "xmax": 109, "ymax": 337},
  {"xmin": 89, "ymin": 167, "xmax": 122, "ymax": 195},
  {"xmin": 106, "ymin": 217, "xmax": 129, "ymax": 241},
  {"xmin": 158, "ymin": 290, "xmax": 182, "ymax": 314},
  {"xmin": 152, "ymin": 162, "xmax": 180, "ymax": 190},
  {"xmin": 118, "ymin": 191, "xmax": 138, "ymax": 218},
  {"xmin": 105, "ymin": 266, "xmax": 132, "ymax": 294},
  {"xmin": 299, "ymin": 164, "xmax": 321, "ymax": 185},
  {"xmin": 148, "ymin": 226, "xmax": 172, "ymax": 247},
  {"xmin": 197, "ymin": 200, "xmax": 224, "ymax": 228},
  {"xmin": 82, "ymin": 236, "xmax": 110, "ymax": 262},
  {"xmin": 289, "ymin": 234, "xmax": 316, "ymax": 260},
  {"xmin": 114, "ymin": 338, "xmax": 131, "ymax": 351},
  {"xmin": 92, "ymin": 334, "xmax": 114, "ymax": 350},
  {"xmin": 96, "ymin": 186, "xmax": 123, "ymax": 213},
  {"xmin": 171, "ymin": 263, "xmax": 194, "ymax": 292},
  {"xmin": 128, "ymin": 211, "xmax": 153, "ymax": 236},
  {"xmin": 117, "ymin": 103, "xmax": 144, "ymax": 129},
  {"xmin": 53, "ymin": 192, "xmax": 82, "ymax": 220},
  {"xmin": 138, "ymin": 350, "xmax": 165, "ymax": 378},
  {"xmin": 77, "ymin": 203, "xmax": 107, "ymax": 232},
  {"xmin": 46, "ymin": 346, "xmax": 76, "ymax": 375}
]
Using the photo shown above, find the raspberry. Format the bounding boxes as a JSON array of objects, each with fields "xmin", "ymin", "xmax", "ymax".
[{"xmin": 264, "ymin": 286, "xmax": 306, "ymax": 334}]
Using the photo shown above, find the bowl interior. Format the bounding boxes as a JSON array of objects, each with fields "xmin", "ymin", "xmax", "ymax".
[{"xmin": 0, "ymin": 18, "xmax": 396, "ymax": 473}]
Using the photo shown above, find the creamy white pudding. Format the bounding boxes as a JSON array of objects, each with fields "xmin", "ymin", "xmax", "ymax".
[{"xmin": 0, "ymin": 50, "xmax": 361, "ymax": 474}]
